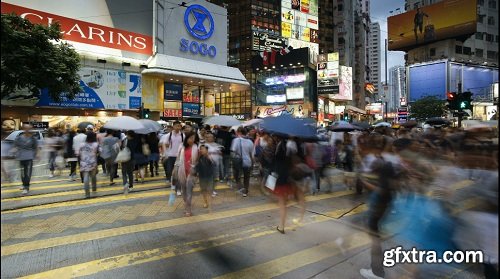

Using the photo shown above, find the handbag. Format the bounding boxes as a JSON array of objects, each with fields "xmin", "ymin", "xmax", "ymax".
[
  {"xmin": 265, "ymin": 172, "xmax": 278, "ymax": 191},
  {"xmin": 115, "ymin": 147, "xmax": 131, "ymax": 163},
  {"xmin": 55, "ymin": 155, "xmax": 65, "ymax": 168}
]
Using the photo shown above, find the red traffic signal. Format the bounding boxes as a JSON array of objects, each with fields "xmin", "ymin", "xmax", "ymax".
[{"xmin": 447, "ymin": 92, "xmax": 457, "ymax": 101}]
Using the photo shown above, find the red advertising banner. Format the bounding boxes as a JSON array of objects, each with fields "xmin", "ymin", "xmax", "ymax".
[
  {"xmin": 1, "ymin": 2, "xmax": 153, "ymax": 55},
  {"xmin": 163, "ymin": 109, "xmax": 182, "ymax": 118}
]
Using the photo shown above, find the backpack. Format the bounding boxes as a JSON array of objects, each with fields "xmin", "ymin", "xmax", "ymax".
[{"xmin": 167, "ymin": 132, "xmax": 184, "ymax": 147}]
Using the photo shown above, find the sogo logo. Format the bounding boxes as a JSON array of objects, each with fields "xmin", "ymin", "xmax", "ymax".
[{"xmin": 180, "ymin": 4, "xmax": 216, "ymax": 58}]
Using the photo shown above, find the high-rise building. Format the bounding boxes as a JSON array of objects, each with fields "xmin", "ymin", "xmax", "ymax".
[
  {"xmin": 388, "ymin": 65, "xmax": 406, "ymax": 112},
  {"xmin": 368, "ymin": 22, "xmax": 381, "ymax": 95},
  {"xmin": 318, "ymin": 0, "xmax": 335, "ymax": 54},
  {"xmin": 404, "ymin": 0, "xmax": 498, "ymax": 66}
]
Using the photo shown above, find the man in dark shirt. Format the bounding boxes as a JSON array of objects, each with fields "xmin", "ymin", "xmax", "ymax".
[
  {"xmin": 215, "ymin": 126, "xmax": 234, "ymax": 182},
  {"xmin": 413, "ymin": 7, "xmax": 429, "ymax": 43}
]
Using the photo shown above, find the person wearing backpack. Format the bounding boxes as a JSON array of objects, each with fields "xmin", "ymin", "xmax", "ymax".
[
  {"xmin": 160, "ymin": 121, "xmax": 184, "ymax": 196},
  {"xmin": 101, "ymin": 130, "xmax": 119, "ymax": 185},
  {"xmin": 230, "ymin": 127, "xmax": 254, "ymax": 197}
]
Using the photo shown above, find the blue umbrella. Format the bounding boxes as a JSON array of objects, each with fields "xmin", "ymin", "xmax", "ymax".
[{"xmin": 261, "ymin": 115, "xmax": 317, "ymax": 139}]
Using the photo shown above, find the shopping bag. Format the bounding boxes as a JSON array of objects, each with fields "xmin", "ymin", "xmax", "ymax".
[
  {"xmin": 55, "ymin": 155, "xmax": 65, "ymax": 169},
  {"xmin": 265, "ymin": 172, "xmax": 278, "ymax": 191},
  {"xmin": 115, "ymin": 147, "xmax": 131, "ymax": 163}
]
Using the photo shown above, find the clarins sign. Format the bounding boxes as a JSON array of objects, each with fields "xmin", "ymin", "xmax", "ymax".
[{"xmin": 1, "ymin": 2, "xmax": 153, "ymax": 55}]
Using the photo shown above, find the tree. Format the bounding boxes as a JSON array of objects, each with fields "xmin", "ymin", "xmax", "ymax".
[
  {"xmin": 408, "ymin": 96, "xmax": 446, "ymax": 122},
  {"xmin": 1, "ymin": 13, "xmax": 81, "ymax": 102}
]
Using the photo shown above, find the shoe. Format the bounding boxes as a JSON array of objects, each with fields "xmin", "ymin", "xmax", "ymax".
[
  {"xmin": 185, "ymin": 212, "xmax": 192, "ymax": 217},
  {"xmin": 110, "ymin": 182, "xmax": 116, "ymax": 186},
  {"xmin": 242, "ymin": 193, "xmax": 248, "ymax": 197},
  {"xmin": 360, "ymin": 268, "xmax": 384, "ymax": 279},
  {"xmin": 128, "ymin": 186, "xmax": 133, "ymax": 192},
  {"xmin": 49, "ymin": 174, "xmax": 54, "ymax": 178},
  {"xmin": 22, "ymin": 189, "xmax": 29, "ymax": 195},
  {"xmin": 292, "ymin": 218, "xmax": 303, "ymax": 225},
  {"xmin": 134, "ymin": 178, "xmax": 139, "ymax": 182},
  {"xmin": 19, "ymin": 187, "xmax": 24, "ymax": 190},
  {"xmin": 212, "ymin": 191, "xmax": 218, "ymax": 197},
  {"xmin": 124, "ymin": 183, "xmax": 129, "ymax": 194},
  {"xmin": 276, "ymin": 226, "xmax": 285, "ymax": 234},
  {"xmin": 176, "ymin": 190, "xmax": 182, "ymax": 196},
  {"xmin": 203, "ymin": 203, "xmax": 208, "ymax": 208},
  {"xmin": 92, "ymin": 188, "xmax": 97, "ymax": 192}
]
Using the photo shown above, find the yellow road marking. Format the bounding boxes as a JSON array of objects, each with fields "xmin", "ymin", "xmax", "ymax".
[
  {"xmin": 1, "ymin": 182, "xmax": 168, "ymax": 201},
  {"xmin": 1, "ymin": 190, "xmax": 355, "ymax": 256},
  {"xmin": 12, "ymin": 195, "xmax": 480, "ymax": 278},
  {"xmin": 1, "ymin": 185, "xmax": 231, "ymax": 215},
  {"xmin": 214, "ymin": 233, "xmax": 370, "ymax": 279},
  {"xmin": 1, "ymin": 177, "xmax": 164, "ymax": 194},
  {"xmin": 17, "ymin": 201, "xmax": 366, "ymax": 279}
]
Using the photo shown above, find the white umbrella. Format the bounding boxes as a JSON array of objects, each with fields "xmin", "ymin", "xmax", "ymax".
[
  {"xmin": 373, "ymin": 122, "xmax": 392, "ymax": 127},
  {"xmin": 139, "ymin": 119, "xmax": 162, "ymax": 132},
  {"xmin": 103, "ymin": 116, "xmax": 144, "ymax": 131},
  {"xmin": 157, "ymin": 120, "xmax": 168, "ymax": 125},
  {"xmin": 242, "ymin": 118, "xmax": 263, "ymax": 127},
  {"xmin": 203, "ymin": 115, "xmax": 241, "ymax": 127}
]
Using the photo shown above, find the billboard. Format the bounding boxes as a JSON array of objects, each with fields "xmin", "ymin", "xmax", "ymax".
[
  {"xmin": 387, "ymin": 0, "xmax": 477, "ymax": 51},
  {"xmin": 449, "ymin": 63, "xmax": 499, "ymax": 100},
  {"xmin": 164, "ymin": 83, "xmax": 183, "ymax": 101},
  {"xmin": 337, "ymin": 66, "xmax": 353, "ymax": 101},
  {"xmin": 2, "ymin": 67, "xmax": 142, "ymax": 110},
  {"xmin": 252, "ymin": 31, "xmax": 288, "ymax": 51},
  {"xmin": 408, "ymin": 62, "xmax": 447, "ymax": 102},
  {"xmin": 1, "ymin": 1, "xmax": 153, "ymax": 59},
  {"xmin": 281, "ymin": 0, "xmax": 318, "ymax": 43},
  {"xmin": 317, "ymin": 61, "xmax": 339, "ymax": 94}
]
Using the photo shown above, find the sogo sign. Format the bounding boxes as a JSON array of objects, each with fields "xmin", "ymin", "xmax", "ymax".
[
  {"xmin": 1, "ymin": 3, "xmax": 153, "ymax": 55},
  {"xmin": 179, "ymin": 4, "xmax": 217, "ymax": 58}
]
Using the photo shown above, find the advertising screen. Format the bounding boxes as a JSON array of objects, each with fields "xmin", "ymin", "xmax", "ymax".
[
  {"xmin": 164, "ymin": 83, "xmax": 183, "ymax": 101},
  {"xmin": 337, "ymin": 66, "xmax": 353, "ymax": 101},
  {"xmin": 449, "ymin": 63, "xmax": 499, "ymax": 99},
  {"xmin": 3, "ymin": 67, "xmax": 142, "ymax": 109},
  {"xmin": 286, "ymin": 87, "xmax": 304, "ymax": 100},
  {"xmin": 182, "ymin": 103, "xmax": 200, "ymax": 116},
  {"xmin": 266, "ymin": 95, "xmax": 287, "ymax": 104},
  {"xmin": 408, "ymin": 62, "xmax": 446, "ymax": 102},
  {"xmin": 388, "ymin": 0, "xmax": 477, "ymax": 51}
]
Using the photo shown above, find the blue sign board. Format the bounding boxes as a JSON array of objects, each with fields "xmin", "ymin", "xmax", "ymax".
[
  {"xmin": 182, "ymin": 103, "xmax": 200, "ymax": 116},
  {"xmin": 164, "ymin": 83, "xmax": 183, "ymax": 101},
  {"xmin": 129, "ymin": 97, "xmax": 142, "ymax": 109}
]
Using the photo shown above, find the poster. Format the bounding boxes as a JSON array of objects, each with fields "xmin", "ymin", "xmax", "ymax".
[
  {"xmin": 32, "ymin": 67, "xmax": 141, "ymax": 110},
  {"xmin": 300, "ymin": 0, "xmax": 310, "ymax": 13},
  {"xmin": 253, "ymin": 104, "xmax": 310, "ymax": 118},
  {"xmin": 291, "ymin": 0, "xmax": 300, "ymax": 10},
  {"xmin": 309, "ymin": 0, "xmax": 318, "ymax": 16},
  {"xmin": 204, "ymin": 93, "xmax": 215, "ymax": 116},
  {"xmin": 163, "ymin": 101, "xmax": 182, "ymax": 117},
  {"xmin": 142, "ymin": 76, "xmax": 163, "ymax": 111},
  {"xmin": 338, "ymin": 66, "xmax": 353, "ymax": 101},
  {"xmin": 310, "ymin": 29, "xmax": 319, "ymax": 43},
  {"xmin": 281, "ymin": 22, "xmax": 292, "ymax": 38},
  {"xmin": 300, "ymin": 27, "xmax": 310, "ymax": 42},
  {"xmin": 281, "ymin": 8, "xmax": 294, "ymax": 24},
  {"xmin": 182, "ymin": 103, "xmax": 200, "ymax": 116},
  {"xmin": 164, "ymin": 83, "xmax": 183, "ymax": 101},
  {"xmin": 307, "ymin": 15, "xmax": 318, "ymax": 30},
  {"xmin": 183, "ymin": 88, "xmax": 200, "ymax": 103}
]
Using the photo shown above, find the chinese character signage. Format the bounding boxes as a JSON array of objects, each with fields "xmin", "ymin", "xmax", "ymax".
[
  {"xmin": 182, "ymin": 103, "xmax": 200, "ymax": 116},
  {"xmin": 33, "ymin": 67, "xmax": 141, "ymax": 109},
  {"xmin": 164, "ymin": 82, "xmax": 183, "ymax": 101}
]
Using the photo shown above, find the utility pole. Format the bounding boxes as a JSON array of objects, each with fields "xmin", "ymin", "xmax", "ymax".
[
  {"xmin": 384, "ymin": 39, "xmax": 388, "ymax": 123},
  {"xmin": 457, "ymin": 82, "xmax": 463, "ymax": 128}
]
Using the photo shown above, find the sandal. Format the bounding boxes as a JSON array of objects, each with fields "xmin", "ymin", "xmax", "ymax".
[
  {"xmin": 185, "ymin": 212, "xmax": 192, "ymax": 217},
  {"xmin": 276, "ymin": 226, "xmax": 285, "ymax": 234}
]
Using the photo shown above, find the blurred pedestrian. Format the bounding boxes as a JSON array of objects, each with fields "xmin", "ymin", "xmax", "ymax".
[
  {"xmin": 45, "ymin": 129, "xmax": 63, "ymax": 178},
  {"xmin": 79, "ymin": 132, "xmax": 99, "ymax": 198},
  {"xmin": 160, "ymin": 121, "xmax": 184, "ymax": 195},
  {"xmin": 205, "ymin": 131, "xmax": 223, "ymax": 197},
  {"xmin": 101, "ymin": 130, "xmax": 119, "ymax": 185},
  {"xmin": 175, "ymin": 132, "xmax": 199, "ymax": 216},
  {"xmin": 215, "ymin": 126, "xmax": 234, "ymax": 182},
  {"xmin": 64, "ymin": 130, "xmax": 78, "ymax": 181},
  {"xmin": 231, "ymin": 127, "xmax": 254, "ymax": 197},
  {"xmin": 14, "ymin": 124, "xmax": 38, "ymax": 194},
  {"xmin": 148, "ymin": 132, "xmax": 160, "ymax": 177},
  {"xmin": 73, "ymin": 128, "xmax": 87, "ymax": 183},
  {"xmin": 97, "ymin": 127, "xmax": 107, "ymax": 176},
  {"xmin": 195, "ymin": 144, "xmax": 214, "ymax": 211},
  {"xmin": 134, "ymin": 134, "xmax": 149, "ymax": 184}
]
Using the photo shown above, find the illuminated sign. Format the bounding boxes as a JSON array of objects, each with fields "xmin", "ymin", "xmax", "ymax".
[
  {"xmin": 264, "ymin": 74, "xmax": 306, "ymax": 85},
  {"xmin": 1, "ymin": 2, "xmax": 153, "ymax": 55},
  {"xmin": 327, "ymin": 52, "xmax": 339, "ymax": 61},
  {"xmin": 286, "ymin": 87, "xmax": 304, "ymax": 100},
  {"xmin": 252, "ymin": 31, "xmax": 288, "ymax": 51},
  {"xmin": 266, "ymin": 95, "xmax": 287, "ymax": 104},
  {"xmin": 180, "ymin": 4, "xmax": 217, "ymax": 58}
]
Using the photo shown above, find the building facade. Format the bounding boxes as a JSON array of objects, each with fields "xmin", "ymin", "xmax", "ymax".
[
  {"xmin": 388, "ymin": 65, "xmax": 406, "ymax": 112},
  {"xmin": 1, "ymin": 0, "xmax": 249, "ymax": 131},
  {"xmin": 368, "ymin": 22, "xmax": 381, "ymax": 95}
]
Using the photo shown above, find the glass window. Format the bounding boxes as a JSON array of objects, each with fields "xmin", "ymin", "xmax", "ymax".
[
  {"xmin": 430, "ymin": 48, "xmax": 436, "ymax": 56},
  {"xmin": 487, "ymin": 16, "xmax": 495, "ymax": 25},
  {"xmin": 475, "ymin": 48, "xmax": 483, "ymax": 57},
  {"xmin": 455, "ymin": 45, "xmax": 463, "ymax": 54},
  {"xmin": 486, "ymin": 33, "xmax": 494, "ymax": 41},
  {"xmin": 487, "ymin": 51, "xmax": 497, "ymax": 59},
  {"xmin": 463, "ymin": 47, "xmax": 472, "ymax": 55},
  {"xmin": 475, "ymin": 32, "xmax": 483, "ymax": 40},
  {"xmin": 488, "ymin": 0, "xmax": 496, "ymax": 8}
]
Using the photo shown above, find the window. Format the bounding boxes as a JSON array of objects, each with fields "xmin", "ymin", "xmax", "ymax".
[
  {"xmin": 486, "ymin": 33, "xmax": 494, "ymax": 41},
  {"xmin": 430, "ymin": 48, "xmax": 436, "ymax": 56},
  {"xmin": 478, "ymin": 0, "xmax": 484, "ymax": 5},
  {"xmin": 338, "ymin": 4, "xmax": 343, "ymax": 11},
  {"xmin": 476, "ymin": 48, "xmax": 484, "ymax": 57},
  {"xmin": 487, "ymin": 51, "xmax": 497, "ymax": 59},
  {"xmin": 476, "ymin": 32, "xmax": 483, "ymax": 40},
  {"xmin": 487, "ymin": 16, "xmax": 495, "ymax": 25},
  {"xmin": 478, "ymin": 15, "xmax": 484, "ymax": 23},
  {"xmin": 455, "ymin": 45, "xmax": 463, "ymax": 54},
  {"xmin": 488, "ymin": 0, "xmax": 496, "ymax": 8},
  {"xmin": 463, "ymin": 47, "xmax": 472, "ymax": 55}
]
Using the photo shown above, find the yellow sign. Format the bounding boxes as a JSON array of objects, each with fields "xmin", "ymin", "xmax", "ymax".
[
  {"xmin": 281, "ymin": 22, "xmax": 292, "ymax": 38},
  {"xmin": 327, "ymin": 52, "xmax": 339, "ymax": 61},
  {"xmin": 301, "ymin": 27, "xmax": 310, "ymax": 42},
  {"xmin": 142, "ymin": 76, "xmax": 163, "ymax": 111}
]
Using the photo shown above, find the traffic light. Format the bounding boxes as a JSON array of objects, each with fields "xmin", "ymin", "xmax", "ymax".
[
  {"xmin": 343, "ymin": 112, "xmax": 349, "ymax": 121},
  {"xmin": 458, "ymin": 91, "xmax": 473, "ymax": 110},
  {"xmin": 446, "ymin": 92, "xmax": 458, "ymax": 110},
  {"xmin": 143, "ymin": 109, "xmax": 151, "ymax": 119}
]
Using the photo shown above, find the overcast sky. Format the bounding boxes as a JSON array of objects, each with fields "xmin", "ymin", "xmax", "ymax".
[{"xmin": 370, "ymin": 0, "xmax": 406, "ymax": 83}]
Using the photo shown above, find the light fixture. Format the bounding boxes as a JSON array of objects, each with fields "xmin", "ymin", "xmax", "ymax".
[
  {"xmin": 298, "ymin": 62, "xmax": 301, "ymax": 65},
  {"xmin": 122, "ymin": 62, "xmax": 131, "ymax": 67},
  {"xmin": 256, "ymin": 68, "xmax": 260, "ymax": 71},
  {"xmin": 190, "ymin": 80, "xmax": 193, "ymax": 83},
  {"xmin": 272, "ymin": 66, "xmax": 276, "ymax": 68},
  {"xmin": 264, "ymin": 67, "xmax": 267, "ymax": 69},
  {"xmin": 176, "ymin": 79, "xmax": 179, "ymax": 82},
  {"xmin": 280, "ymin": 65, "xmax": 284, "ymax": 67},
  {"xmin": 170, "ymin": 78, "xmax": 173, "ymax": 81},
  {"xmin": 97, "ymin": 59, "xmax": 107, "ymax": 64},
  {"xmin": 289, "ymin": 63, "xmax": 292, "ymax": 66}
]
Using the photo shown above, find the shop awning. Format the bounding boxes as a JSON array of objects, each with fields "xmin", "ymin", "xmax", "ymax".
[
  {"xmin": 142, "ymin": 54, "xmax": 249, "ymax": 91},
  {"xmin": 345, "ymin": 105, "xmax": 367, "ymax": 114}
]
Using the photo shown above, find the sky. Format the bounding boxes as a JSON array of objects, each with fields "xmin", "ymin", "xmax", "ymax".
[{"xmin": 370, "ymin": 0, "xmax": 406, "ymax": 83}]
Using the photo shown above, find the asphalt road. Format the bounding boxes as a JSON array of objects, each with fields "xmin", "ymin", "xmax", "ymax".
[{"xmin": 0, "ymin": 165, "xmax": 487, "ymax": 279}]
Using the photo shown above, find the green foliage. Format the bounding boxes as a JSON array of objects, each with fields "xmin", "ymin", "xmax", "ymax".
[
  {"xmin": 1, "ymin": 13, "xmax": 81, "ymax": 101},
  {"xmin": 409, "ymin": 96, "xmax": 446, "ymax": 121}
]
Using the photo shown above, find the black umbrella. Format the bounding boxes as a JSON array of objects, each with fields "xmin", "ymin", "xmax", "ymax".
[
  {"xmin": 261, "ymin": 115, "xmax": 317, "ymax": 139},
  {"xmin": 400, "ymin": 120, "xmax": 418, "ymax": 128},
  {"xmin": 329, "ymin": 122, "xmax": 362, "ymax": 132},
  {"xmin": 77, "ymin": 122, "xmax": 93, "ymax": 131},
  {"xmin": 425, "ymin": 117, "xmax": 451, "ymax": 126}
]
